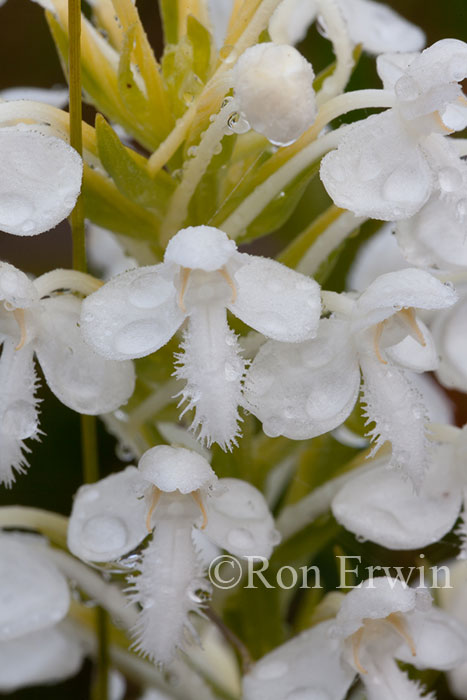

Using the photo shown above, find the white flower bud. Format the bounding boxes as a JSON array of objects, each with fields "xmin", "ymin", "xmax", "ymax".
[{"xmin": 232, "ymin": 43, "xmax": 316, "ymax": 146}]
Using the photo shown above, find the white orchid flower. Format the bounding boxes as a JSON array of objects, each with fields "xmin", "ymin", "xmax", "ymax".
[
  {"xmin": 244, "ymin": 268, "xmax": 457, "ymax": 486},
  {"xmin": 269, "ymin": 0, "xmax": 425, "ymax": 55},
  {"xmin": 68, "ymin": 445, "xmax": 280, "ymax": 664},
  {"xmin": 87, "ymin": 224, "xmax": 138, "ymax": 280},
  {"xmin": 0, "ymin": 85, "xmax": 69, "ymax": 108},
  {"xmin": 81, "ymin": 225, "xmax": 321, "ymax": 450},
  {"xmin": 0, "ymin": 533, "xmax": 84, "ymax": 692},
  {"xmin": 321, "ymin": 40, "xmax": 467, "ymax": 221},
  {"xmin": 0, "ymin": 262, "xmax": 135, "ymax": 485},
  {"xmin": 0, "ymin": 123, "xmax": 82, "ymax": 236},
  {"xmin": 244, "ymin": 577, "xmax": 467, "ymax": 700},
  {"xmin": 231, "ymin": 43, "xmax": 317, "ymax": 146}
]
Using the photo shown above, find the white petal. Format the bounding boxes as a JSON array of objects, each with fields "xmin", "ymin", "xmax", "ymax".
[
  {"xmin": 0, "ymin": 535, "xmax": 70, "ymax": 640},
  {"xmin": 204, "ymin": 478, "xmax": 280, "ymax": 559},
  {"xmin": 397, "ymin": 196, "xmax": 467, "ymax": 270},
  {"xmin": 34, "ymin": 295, "xmax": 135, "ymax": 414},
  {"xmin": 376, "ymin": 53, "xmax": 419, "ymax": 91},
  {"xmin": 0, "ymin": 126, "xmax": 82, "ymax": 236},
  {"xmin": 229, "ymin": 254, "xmax": 321, "ymax": 342},
  {"xmin": 360, "ymin": 353, "xmax": 430, "ymax": 488},
  {"xmin": 81, "ymin": 265, "xmax": 184, "ymax": 361},
  {"xmin": 347, "ymin": 224, "xmax": 409, "ymax": 293},
  {"xmin": 432, "ymin": 293, "xmax": 467, "ymax": 392},
  {"xmin": 244, "ymin": 320, "xmax": 361, "ymax": 440},
  {"xmin": 0, "ymin": 624, "xmax": 84, "ymax": 692},
  {"xmin": 87, "ymin": 224, "xmax": 138, "ymax": 280},
  {"xmin": 232, "ymin": 44, "xmax": 316, "ymax": 146},
  {"xmin": 398, "ymin": 607, "xmax": 467, "ymax": 670},
  {"xmin": 164, "ymin": 226, "xmax": 237, "ymax": 272},
  {"xmin": 384, "ymin": 320, "xmax": 438, "ymax": 372},
  {"xmin": 332, "ymin": 447, "xmax": 462, "ymax": 549},
  {"xmin": 320, "ymin": 110, "xmax": 433, "ymax": 221},
  {"xmin": 0, "ymin": 262, "xmax": 38, "ymax": 308},
  {"xmin": 361, "ymin": 656, "xmax": 432, "ymax": 700},
  {"xmin": 243, "ymin": 620, "xmax": 355, "ymax": 700},
  {"xmin": 138, "ymin": 446, "xmax": 217, "ymax": 494},
  {"xmin": 207, "ymin": 0, "xmax": 234, "ymax": 48},
  {"xmin": 410, "ymin": 373, "xmax": 454, "ymax": 424},
  {"xmin": 0, "ymin": 85, "xmax": 69, "ymax": 108},
  {"xmin": 334, "ymin": 576, "xmax": 420, "ymax": 639},
  {"xmin": 67, "ymin": 467, "xmax": 148, "ymax": 562},
  {"xmin": 354, "ymin": 268, "xmax": 457, "ymax": 328},
  {"xmin": 269, "ymin": 0, "xmax": 318, "ymax": 45},
  {"xmin": 340, "ymin": 0, "xmax": 425, "ymax": 54}
]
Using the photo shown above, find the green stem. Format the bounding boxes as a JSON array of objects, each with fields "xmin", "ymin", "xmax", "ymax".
[{"xmin": 69, "ymin": 3, "xmax": 108, "ymax": 697}]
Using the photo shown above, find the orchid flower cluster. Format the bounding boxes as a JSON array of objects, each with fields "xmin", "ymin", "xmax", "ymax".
[{"xmin": 2, "ymin": 0, "xmax": 467, "ymax": 698}]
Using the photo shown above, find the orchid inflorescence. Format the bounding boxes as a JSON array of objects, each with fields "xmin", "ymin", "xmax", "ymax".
[{"xmin": 2, "ymin": 0, "xmax": 467, "ymax": 698}]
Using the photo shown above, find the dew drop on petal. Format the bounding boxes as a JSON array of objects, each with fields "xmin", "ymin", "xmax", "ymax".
[
  {"xmin": 0, "ymin": 193, "xmax": 33, "ymax": 229},
  {"xmin": 438, "ymin": 166, "xmax": 463, "ymax": 192},
  {"xmin": 227, "ymin": 527, "xmax": 255, "ymax": 549},
  {"xmin": 80, "ymin": 487, "xmax": 100, "ymax": 503},
  {"xmin": 382, "ymin": 165, "xmax": 426, "ymax": 203},
  {"xmin": 114, "ymin": 320, "xmax": 161, "ymax": 355},
  {"xmin": 357, "ymin": 152, "xmax": 382, "ymax": 181},
  {"xmin": 81, "ymin": 515, "xmax": 128, "ymax": 554},
  {"xmin": 128, "ymin": 273, "xmax": 174, "ymax": 309}
]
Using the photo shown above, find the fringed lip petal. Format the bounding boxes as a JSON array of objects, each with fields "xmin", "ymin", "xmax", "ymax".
[
  {"xmin": 204, "ymin": 478, "xmax": 280, "ymax": 560},
  {"xmin": 81, "ymin": 265, "xmax": 185, "ymax": 361},
  {"xmin": 0, "ymin": 126, "xmax": 82, "ymax": 236},
  {"xmin": 34, "ymin": 295, "xmax": 135, "ymax": 414},
  {"xmin": 67, "ymin": 467, "xmax": 148, "ymax": 562},
  {"xmin": 229, "ymin": 253, "xmax": 321, "ymax": 343}
]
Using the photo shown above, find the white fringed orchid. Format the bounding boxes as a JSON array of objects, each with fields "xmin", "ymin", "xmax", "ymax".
[
  {"xmin": 321, "ymin": 40, "xmax": 467, "ymax": 221},
  {"xmin": 431, "ymin": 287, "xmax": 467, "ymax": 393},
  {"xmin": 0, "ymin": 123, "xmax": 82, "ymax": 236},
  {"xmin": 81, "ymin": 225, "xmax": 321, "ymax": 450},
  {"xmin": 0, "ymin": 261, "xmax": 135, "ymax": 485},
  {"xmin": 0, "ymin": 533, "xmax": 84, "ymax": 692},
  {"xmin": 68, "ymin": 445, "xmax": 280, "ymax": 664},
  {"xmin": 269, "ymin": 0, "xmax": 425, "ymax": 55},
  {"xmin": 244, "ymin": 268, "xmax": 457, "ymax": 486},
  {"xmin": 244, "ymin": 577, "xmax": 467, "ymax": 700},
  {"xmin": 231, "ymin": 43, "xmax": 317, "ymax": 146}
]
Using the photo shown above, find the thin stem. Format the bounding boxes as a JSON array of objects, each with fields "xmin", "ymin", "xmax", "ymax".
[
  {"xmin": 69, "ymin": 0, "xmax": 86, "ymax": 273},
  {"xmin": 69, "ymin": 3, "xmax": 108, "ymax": 697}
]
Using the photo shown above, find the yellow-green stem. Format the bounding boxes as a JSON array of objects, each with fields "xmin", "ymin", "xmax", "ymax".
[{"xmin": 69, "ymin": 3, "xmax": 108, "ymax": 698}]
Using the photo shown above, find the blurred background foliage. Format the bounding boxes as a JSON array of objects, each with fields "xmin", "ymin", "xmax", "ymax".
[{"xmin": 0, "ymin": 1, "xmax": 466, "ymax": 697}]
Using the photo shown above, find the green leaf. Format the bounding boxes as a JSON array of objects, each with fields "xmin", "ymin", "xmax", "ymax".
[
  {"xmin": 82, "ymin": 164, "xmax": 163, "ymax": 248},
  {"xmin": 117, "ymin": 24, "xmax": 151, "ymax": 117},
  {"xmin": 158, "ymin": 0, "xmax": 179, "ymax": 45},
  {"xmin": 186, "ymin": 15, "xmax": 213, "ymax": 85}
]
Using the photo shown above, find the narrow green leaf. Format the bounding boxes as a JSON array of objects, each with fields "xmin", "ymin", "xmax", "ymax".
[{"xmin": 158, "ymin": 0, "xmax": 179, "ymax": 45}]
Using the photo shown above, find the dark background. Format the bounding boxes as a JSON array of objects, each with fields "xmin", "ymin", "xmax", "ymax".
[{"xmin": 0, "ymin": 1, "xmax": 466, "ymax": 697}]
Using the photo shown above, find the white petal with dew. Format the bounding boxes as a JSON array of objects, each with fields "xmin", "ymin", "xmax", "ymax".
[
  {"xmin": 68, "ymin": 467, "xmax": 148, "ymax": 562},
  {"xmin": 320, "ymin": 110, "xmax": 432, "ymax": 221},
  {"xmin": 432, "ymin": 293, "xmax": 467, "ymax": 393},
  {"xmin": 81, "ymin": 265, "xmax": 184, "ymax": 361},
  {"xmin": 0, "ymin": 262, "xmax": 38, "ymax": 308},
  {"xmin": 204, "ymin": 478, "xmax": 280, "ymax": 560},
  {"xmin": 34, "ymin": 295, "xmax": 135, "ymax": 414},
  {"xmin": 138, "ymin": 445, "xmax": 217, "ymax": 494},
  {"xmin": 243, "ymin": 619, "xmax": 355, "ymax": 700},
  {"xmin": 229, "ymin": 253, "xmax": 321, "ymax": 342},
  {"xmin": 0, "ymin": 126, "xmax": 82, "ymax": 236},
  {"xmin": 0, "ymin": 85, "xmax": 68, "ymax": 108}
]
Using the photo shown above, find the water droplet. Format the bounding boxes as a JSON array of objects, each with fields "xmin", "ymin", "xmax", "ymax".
[
  {"xmin": 116, "ymin": 442, "xmax": 135, "ymax": 461},
  {"xmin": 356, "ymin": 534, "xmax": 367, "ymax": 543},
  {"xmin": 382, "ymin": 165, "xmax": 425, "ymax": 204},
  {"xmin": 143, "ymin": 597, "xmax": 155, "ymax": 609},
  {"xmin": 80, "ymin": 487, "xmax": 100, "ymax": 503},
  {"xmin": 395, "ymin": 75, "xmax": 419, "ymax": 101},
  {"xmin": 187, "ymin": 145, "xmax": 198, "ymax": 157},
  {"xmin": 128, "ymin": 272, "xmax": 174, "ymax": 309},
  {"xmin": 438, "ymin": 166, "xmax": 462, "ymax": 192},
  {"xmin": 227, "ymin": 112, "xmax": 250, "ymax": 134},
  {"xmin": 255, "ymin": 660, "xmax": 288, "ymax": 680},
  {"xmin": 227, "ymin": 527, "xmax": 255, "ymax": 549},
  {"xmin": 213, "ymin": 143, "xmax": 223, "ymax": 155},
  {"xmin": 449, "ymin": 56, "xmax": 466, "ymax": 82},
  {"xmin": 264, "ymin": 416, "xmax": 283, "ymax": 438},
  {"xmin": 82, "ymin": 515, "xmax": 128, "ymax": 554},
  {"xmin": 187, "ymin": 585, "xmax": 211, "ymax": 604},
  {"xmin": 117, "ymin": 552, "xmax": 141, "ymax": 570}
]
